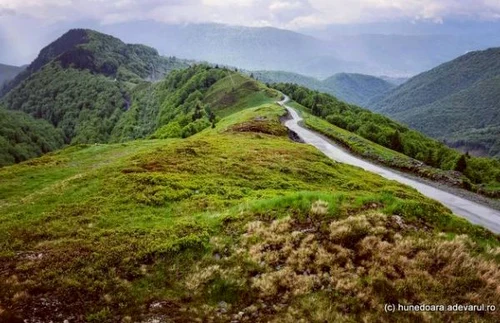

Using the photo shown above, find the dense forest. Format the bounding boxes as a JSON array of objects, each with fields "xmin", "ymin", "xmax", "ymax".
[
  {"xmin": 273, "ymin": 83, "xmax": 500, "ymax": 195},
  {"xmin": 0, "ymin": 107, "xmax": 64, "ymax": 166},
  {"xmin": 0, "ymin": 29, "xmax": 199, "ymax": 166},
  {"xmin": 369, "ymin": 47, "xmax": 500, "ymax": 158},
  {"xmin": 2, "ymin": 64, "xmax": 127, "ymax": 144},
  {"xmin": 111, "ymin": 65, "xmax": 232, "ymax": 141}
]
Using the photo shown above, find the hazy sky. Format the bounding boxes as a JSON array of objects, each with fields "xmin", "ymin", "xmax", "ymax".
[
  {"xmin": 1, "ymin": 0, "xmax": 500, "ymax": 28},
  {"xmin": 1, "ymin": 0, "xmax": 500, "ymax": 65}
]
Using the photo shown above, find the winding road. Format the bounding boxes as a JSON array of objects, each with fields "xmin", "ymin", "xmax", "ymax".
[{"xmin": 280, "ymin": 96, "xmax": 500, "ymax": 234}]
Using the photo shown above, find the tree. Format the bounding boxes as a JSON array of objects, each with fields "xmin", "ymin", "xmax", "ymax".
[
  {"xmin": 192, "ymin": 103, "xmax": 203, "ymax": 121},
  {"xmin": 455, "ymin": 154, "xmax": 468, "ymax": 173},
  {"xmin": 389, "ymin": 130, "xmax": 403, "ymax": 152}
]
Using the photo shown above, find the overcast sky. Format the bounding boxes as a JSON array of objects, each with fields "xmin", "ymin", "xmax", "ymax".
[
  {"xmin": 1, "ymin": 0, "xmax": 500, "ymax": 65},
  {"xmin": 1, "ymin": 0, "xmax": 500, "ymax": 28}
]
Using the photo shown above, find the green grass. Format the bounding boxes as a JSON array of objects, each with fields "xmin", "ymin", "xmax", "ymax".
[
  {"xmin": 204, "ymin": 74, "xmax": 280, "ymax": 117},
  {"xmin": 1, "ymin": 103, "xmax": 498, "ymax": 322}
]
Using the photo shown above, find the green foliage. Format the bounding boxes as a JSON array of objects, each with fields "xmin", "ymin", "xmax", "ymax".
[
  {"xmin": 2, "ymin": 63, "xmax": 126, "ymax": 144},
  {"xmin": 455, "ymin": 154, "xmax": 468, "ymax": 172},
  {"xmin": 0, "ymin": 107, "xmax": 64, "ymax": 166},
  {"xmin": 371, "ymin": 48, "xmax": 500, "ymax": 158},
  {"xmin": 274, "ymin": 83, "xmax": 500, "ymax": 196}
]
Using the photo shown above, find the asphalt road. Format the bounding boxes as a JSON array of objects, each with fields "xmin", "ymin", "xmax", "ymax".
[{"xmin": 280, "ymin": 96, "xmax": 500, "ymax": 234}]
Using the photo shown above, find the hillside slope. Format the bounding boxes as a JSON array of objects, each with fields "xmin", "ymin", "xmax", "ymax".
[
  {"xmin": 253, "ymin": 70, "xmax": 394, "ymax": 106},
  {"xmin": 0, "ymin": 63, "xmax": 24, "ymax": 86},
  {"xmin": 1, "ymin": 99, "xmax": 499, "ymax": 322},
  {"xmin": 370, "ymin": 47, "xmax": 500, "ymax": 157}
]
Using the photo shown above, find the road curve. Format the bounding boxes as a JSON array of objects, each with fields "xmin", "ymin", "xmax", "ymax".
[{"xmin": 280, "ymin": 96, "xmax": 500, "ymax": 234}]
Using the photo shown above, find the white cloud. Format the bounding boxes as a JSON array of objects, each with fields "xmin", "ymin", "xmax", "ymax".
[{"xmin": 0, "ymin": 0, "xmax": 499, "ymax": 28}]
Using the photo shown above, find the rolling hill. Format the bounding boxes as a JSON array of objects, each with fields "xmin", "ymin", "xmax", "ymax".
[
  {"xmin": 253, "ymin": 70, "xmax": 395, "ymax": 106},
  {"xmin": 0, "ymin": 63, "xmax": 24, "ymax": 86},
  {"xmin": 369, "ymin": 47, "xmax": 500, "ymax": 158},
  {"xmin": 1, "ymin": 69, "xmax": 499, "ymax": 322},
  {"xmin": 322, "ymin": 73, "xmax": 395, "ymax": 106}
]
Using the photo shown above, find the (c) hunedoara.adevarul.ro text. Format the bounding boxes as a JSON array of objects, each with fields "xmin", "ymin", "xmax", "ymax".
[{"xmin": 384, "ymin": 303, "xmax": 497, "ymax": 313}]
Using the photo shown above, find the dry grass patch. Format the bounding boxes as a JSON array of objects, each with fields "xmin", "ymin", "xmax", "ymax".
[{"xmin": 235, "ymin": 212, "xmax": 500, "ymax": 322}]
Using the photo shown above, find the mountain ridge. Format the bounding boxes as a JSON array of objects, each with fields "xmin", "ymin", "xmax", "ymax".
[
  {"xmin": 369, "ymin": 47, "xmax": 500, "ymax": 157},
  {"xmin": 253, "ymin": 70, "xmax": 395, "ymax": 106}
]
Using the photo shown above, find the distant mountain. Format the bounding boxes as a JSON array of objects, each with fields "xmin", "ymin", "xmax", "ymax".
[
  {"xmin": 97, "ymin": 22, "xmax": 367, "ymax": 78},
  {"xmin": 93, "ymin": 22, "xmax": 500, "ymax": 78},
  {"xmin": 0, "ymin": 63, "xmax": 24, "ymax": 86},
  {"xmin": 369, "ymin": 47, "xmax": 500, "ymax": 157},
  {"xmin": 322, "ymin": 73, "xmax": 395, "ymax": 106},
  {"xmin": 4, "ymin": 21, "xmax": 500, "ymax": 78},
  {"xmin": 253, "ymin": 70, "xmax": 394, "ymax": 106}
]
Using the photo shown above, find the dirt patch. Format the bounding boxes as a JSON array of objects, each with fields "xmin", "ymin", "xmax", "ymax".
[{"xmin": 229, "ymin": 119, "xmax": 288, "ymax": 137}]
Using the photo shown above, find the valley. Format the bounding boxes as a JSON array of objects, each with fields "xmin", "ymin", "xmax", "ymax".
[{"xmin": 369, "ymin": 48, "xmax": 500, "ymax": 158}]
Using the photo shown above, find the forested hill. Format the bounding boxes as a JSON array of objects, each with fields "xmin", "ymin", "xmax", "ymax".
[
  {"xmin": 0, "ymin": 29, "xmax": 189, "ymax": 96},
  {"xmin": 0, "ymin": 63, "xmax": 24, "ymax": 86},
  {"xmin": 0, "ymin": 29, "xmax": 276, "ymax": 166},
  {"xmin": 0, "ymin": 29, "xmax": 201, "ymax": 165},
  {"xmin": 253, "ymin": 70, "xmax": 395, "ymax": 106},
  {"xmin": 369, "ymin": 47, "xmax": 500, "ymax": 157}
]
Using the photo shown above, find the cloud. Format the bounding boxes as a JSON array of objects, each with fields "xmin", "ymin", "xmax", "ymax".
[{"xmin": 0, "ymin": 0, "xmax": 499, "ymax": 28}]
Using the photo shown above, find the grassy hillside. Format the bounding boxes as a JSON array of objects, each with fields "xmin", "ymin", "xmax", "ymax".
[
  {"xmin": 253, "ymin": 70, "xmax": 394, "ymax": 106},
  {"xmin": 0, "ymin": 64, "xmax": 24, "ymax": 86},
  {"xmin": 273, "ymin": 83, "xmax": 500, "ymax": 197},
  {"xmin": 1, "ymin": 100, "xmax": 499, "ymax": 322},
  {"xmin": 370, "ymin": 47, "xmax": 500, "ymax": 157},
  {"xmin": 0, "ymin": 107, "xmax": 64, "ymax": 166}
]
